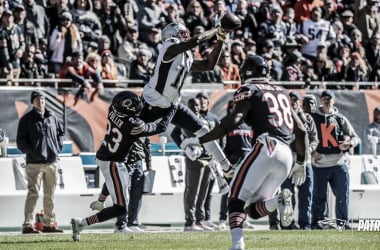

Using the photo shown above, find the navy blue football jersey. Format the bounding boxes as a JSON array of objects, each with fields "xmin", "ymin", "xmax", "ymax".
[
  {"xmin": 96, "ymin": 107, "xmax": 174, "ymax": 161},
  {"xmin": 233, "ymin": 83, "xmax": 294, "ymax": 144}
]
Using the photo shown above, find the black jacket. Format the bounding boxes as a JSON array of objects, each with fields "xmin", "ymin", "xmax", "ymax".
[{"xmin": 17, "ymin": 108, "xmax": 64, "ymax": 164}]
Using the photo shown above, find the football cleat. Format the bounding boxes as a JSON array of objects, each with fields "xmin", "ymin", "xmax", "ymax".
[
  {"xmin": 114, "ymin": 227, "xmax": 133, "ymax": 234},
  {"xmin": 184, "ymin": 224, "xmax": 203, "ymax": 232},
  {"xmin": 90, "ymin": 200, "xmax": 105, "ymax": 211},
  {"xmin": 71, "ymin": 218, "xmax": 84, "ymax": 241},
  {"xmin": 277, "ymin": 189, "xmax": 294, "ymax": 227},
  {"xmin": 128, "ymin": 226, "xmax": 144, "ymax": 233}
]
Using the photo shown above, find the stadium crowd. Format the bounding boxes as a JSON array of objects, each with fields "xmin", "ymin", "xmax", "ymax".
[{"xmin": 0, "ymin": 0, "xmax": 379, "ymax": 89}]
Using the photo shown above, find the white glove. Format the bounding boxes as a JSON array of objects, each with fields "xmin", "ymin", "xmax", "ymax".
[
  {"xmin": 180, "ymin": 137, "xmax": 201, "ymax": 150},
  {"xmin": 223, "ymin": 167, "xmax": 234, "ymax": 179},
  {"xmin": 290, "ymin": 162, "xmax": 306, "ymax": 186},
  {"xmin": 184, "ymin": 146, "xmax": 202, "ymax": 161}
]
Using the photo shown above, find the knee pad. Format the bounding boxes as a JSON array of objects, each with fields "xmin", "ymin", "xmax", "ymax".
[{"xmin": 194, "ymin": 125, "xmax": 210, "ymax": 137}]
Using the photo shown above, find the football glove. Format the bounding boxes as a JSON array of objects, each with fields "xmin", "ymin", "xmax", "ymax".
[
  {"xmin": 222, "ymin": 166, "xmax": 234, "ymax": 179},
  {"xmin": 290, "ymin": 161, "xmax": 306, "ymax": 186},
  {"xmin": 184, "ymin": 145, "xmax": 202, "ymax": 161},
  {"xmin": 180, "ymin": 137, "xmax": 201, "ymax": 150},
  {"xmin": 216, "ymin": 27, "xmax": 228, "ymax": 42}
]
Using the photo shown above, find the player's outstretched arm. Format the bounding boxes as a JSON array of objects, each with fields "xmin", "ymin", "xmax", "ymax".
[
  {"xmin": 199, "ymin": 101, "xmax": 249, "ymax": 144},
  {"xmin": 163, "ymin": 28, "xmax": 221, "ymax": 62}
]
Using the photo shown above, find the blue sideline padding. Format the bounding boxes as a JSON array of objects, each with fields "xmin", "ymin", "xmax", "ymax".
[
  {"xmin": 151, "ymin": 143, "xmax": 182, "ymax": 156},
  {"xmin": 7, "ymin": 141, "xmax": 73, "ymax": 156}
]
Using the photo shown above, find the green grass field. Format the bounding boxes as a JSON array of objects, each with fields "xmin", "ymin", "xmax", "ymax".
[{"xmin": 0, "ymin": 230, "xmax": 379, "ymax": 250}]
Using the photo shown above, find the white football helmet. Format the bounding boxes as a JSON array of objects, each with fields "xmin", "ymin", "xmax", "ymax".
[{"xmin": 161, "ymin": 23, "xmax": 190, "ymax": 42}]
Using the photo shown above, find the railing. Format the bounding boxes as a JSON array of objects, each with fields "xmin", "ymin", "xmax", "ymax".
[{"xmin": 0, "ymin": 78, "xmax": 379, "ymax": 89}]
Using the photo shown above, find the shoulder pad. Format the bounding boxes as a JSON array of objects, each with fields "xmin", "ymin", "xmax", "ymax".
[{"xmin": 233, "ymin": 85, "xmax": 254, "ymax": 102}]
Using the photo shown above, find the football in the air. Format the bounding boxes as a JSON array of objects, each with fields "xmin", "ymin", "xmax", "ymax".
[{"xmin": 220, "ymin": 13, "xmax": 242, "ymax": 31}]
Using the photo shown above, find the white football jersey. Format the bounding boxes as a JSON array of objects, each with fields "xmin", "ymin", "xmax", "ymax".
[
  {"xmin": 143, "ymin": 38, "xmax": 193, "ymax": 108},
  {"xmin": 298, "ymin": 19, "xmax": 335, "ymax": 57}
]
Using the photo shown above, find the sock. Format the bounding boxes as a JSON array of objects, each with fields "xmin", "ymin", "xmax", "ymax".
[
  {"xmin": 264, "ymin": 196, "xmax": 278, "ymax": 212},
  {"xmin": 80, "ymin": 218, "xmax": 88, "ymax": 226},
  {"xmin": 230, "ymin": 227, "xmax": 244, "ymax": 249}
]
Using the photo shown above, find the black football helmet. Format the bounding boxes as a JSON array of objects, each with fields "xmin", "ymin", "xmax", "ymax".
[
  {"xmin": 240, "ymin": 55, "xmax": 269, "ymax": 82},
  {"xmin": 111, "ymin": 91, "xmax": 143, "ymax": 117}
]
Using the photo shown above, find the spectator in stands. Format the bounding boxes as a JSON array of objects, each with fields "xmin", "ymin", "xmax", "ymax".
[
  {"xmin": 97, "ymin": 35, "xmax": 111, "ymax": 56},
  {"xmin": 244, "ymin": 38, "xmax": 256, "ymax": 56},
  {"xmin": 354, "ymin": 0, "xmax": 380, "ymax": 47},
  {"xmin": 17, "ymin": 90, "xmax": 65, "ymax": 234},
  {"xmin": 219, "ymin": 50, "xmax": 240, "ymax": 88},
  {"xmin": 58, "ymin": 51, "xmax": 103, "ymax": 104},
  {"xmin": 261, "ymin": 52, "xmax": 282, "ymax": 82},
  {"xmin": 230, "ymin": 40, "xmax": 246, "ymax": 66},
  {"xmin": 297, "ymin": 6, "xmax": 336, "ymax": 61},
  {"xmin": 13, "ymin": 4, "xmax": 37, "ymax": 47},
  {"xmin": 333, "ymin": 43, "xmax": 351, "ymax": 77},
  {"xmin": 209, "ymin": 0, "xmax": 227, "ymax": 29},
  {"xmin": 70, "ymin": 0, "xmax": 102, "ymax": 53},
  {"xmin": 0, "ymin": 9, "xmax": 26, "ymax": 86},
  {"xmin": 117, "ymin": 25, "xmax": 147, "ymax": 76},
  {"xmin": 349, "ymin": 29, "xmax": 364, "ymax": 52},
  {"xmin": 128, "ymin": 48, "xmax": 154, "ymax": 86},
  {"xmin": 257, "ymin": 6, "xmax": 286, "ymax": 54},
  {"xmin": 45, "ymin": 0, "xmax": 70, "ymax": 37},
  {"xmin": 313, "ymin": 53, "xmax": 338, "ymax": 83},
  {"xmin": 145, "ymin": 27, "xmax": 162, "ymax": 63},
  {"xmin": 183, "ymin": 0, "xmax": 208, "ymax": 35},
  {"xmin": 311, "ymin": 90, "xmax": 360, "ymax": 230},
  {"xmin": 363, "ymin": 106, "xmax": 380, "ymax": 155},
  {"xmin": 340, "ymin": 9, "xmax": 357, "ymax": 37},
  {"xmin": 294, "ymin": 0, "xmax": 324, "ymax": 23},
  {"xmin": 366, "ymin": 32, "xmax": 380, "ymax": 81},
  {"xmin": 162, "ymin": 3, "xmax": 184, "ymax": 28},
  {"xmin": 100, "ymin": 49, "xmax": 119, "ymax": 85},
  {"xmin": 121, "ymin": 0, "xmax": 139, "ymax": 22},
  {"xmin": 322, "ymin": 0, "xmax": 339, "ymax": 23},
  {"xmin": 234, "ymin": 0, "xmax": 258, "ymax": 39},
  {"xmin": 97, "ymin": 0, "xmax": 128, "ymax": 55},
  {"xmin": 24, "ymin": 0, "xmax": 48, "ymax": 44},
  {"xmin": 301, "ymin": 60, "xmax": 319, "ymax": 88},
  {"xmin": 49, "ymin": 11, "xmax": 82, "ymax": 75},
  {"xmin": 85, "ymin": 51, "xmax": 101, "ymax": 76},
  {"xmin": 136, "ymin": 0, "xmax": 164, "ymax": 43},
  {"xmin": 328, "ymin": 20, "xmax": 352, "ymax": 60},
  {"xmin": 283, "ymin": 38, "xmax": 301, "ymax": 65},
  {"xmin": 341, "ymin": 51, "xmax": 368, "ymax": 86},
  {"xmin": 282, "ymin": 51, "xmax": 304, "ymax": 81},
  {"xmin": 20, "ymin": 43, "xmax": 47, "ymax": 84},
  {"xmin": 170, "ymin": 97, "xmax": 214, "ymax": 232},
  {"xmin": 283, "ymin": 7, "xmax": 297, "ymax": 41}
]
